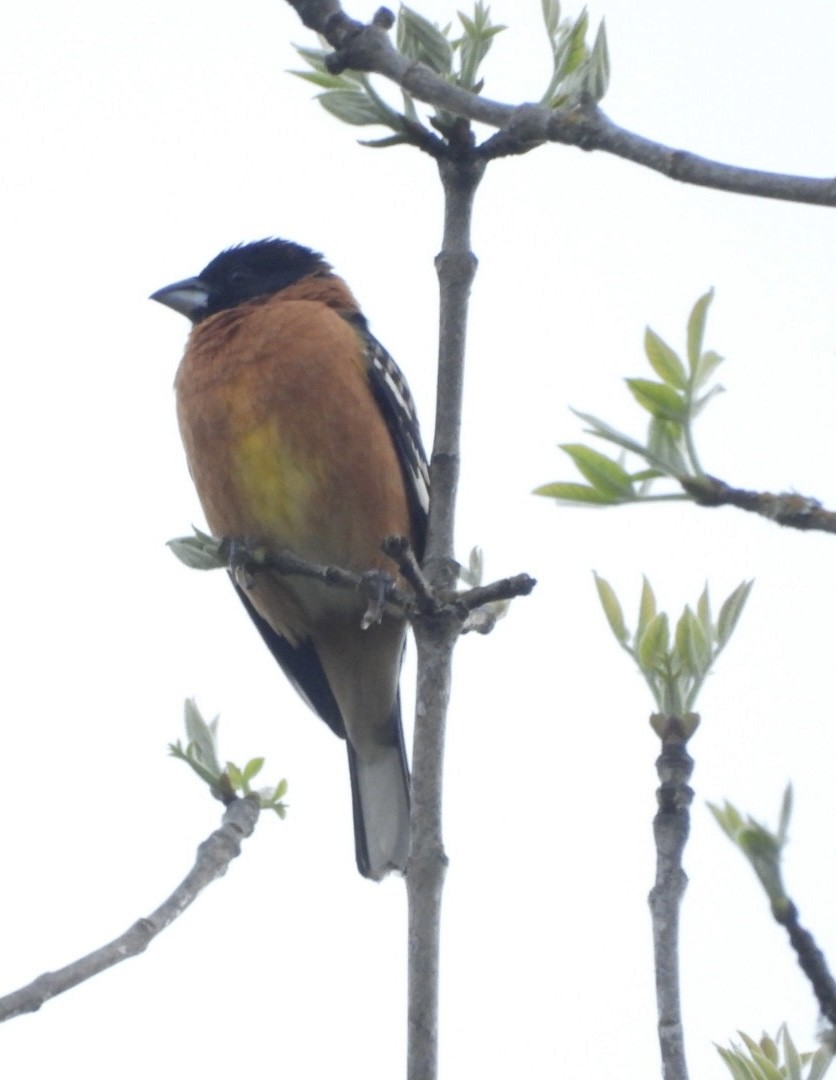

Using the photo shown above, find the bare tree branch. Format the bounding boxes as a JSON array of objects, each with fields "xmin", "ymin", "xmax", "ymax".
[
  {"xmin": 0, "ymin": 795, "xmax": 261, "ymax": 1023},
  {"xmin": 649, "ymin": 714, "xmax": 698, "ymax": 1080},
  {"xmin": 774, "ymin": 901, "xmax": 836, "ymax": 1028},
  {"xmin": 176, "ymin": 533, "xmax": 536, "ymax": 624},
  {"xmin": 282, "ymin": 1, "xmax": 836, "ymax": 207},
  {"xmin": 681, "ymin": 476, "xmax": 836, "ymax": 533},
  {"xmin": 486, "ymin": 105, "xmax": 836, "ymax": 205},
  {"xmin": 406, "ymin": 150, "xmax": 485, "ymax": 1080},
  {"xmin": 455, "ymin": 572, "xmax": 537, "ymax": 613}
]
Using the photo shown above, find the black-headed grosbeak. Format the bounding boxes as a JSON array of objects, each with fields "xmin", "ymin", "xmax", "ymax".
[{"xmin": 151, "ymin": 239, "xmax": 429, "ymax": 880}]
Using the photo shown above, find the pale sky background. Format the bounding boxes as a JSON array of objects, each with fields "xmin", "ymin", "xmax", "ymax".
[{"xmin": 3, "ymin": 1, "xmax": 836, "ymax": 1076}]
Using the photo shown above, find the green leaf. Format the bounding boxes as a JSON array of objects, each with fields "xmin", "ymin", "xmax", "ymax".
[
  {"xmin": 645, "ymin": 417, "xmax": 688, "ymax": 476},
  {"xmin": 397, "ymin": 6, "xmax": 453, "ymax": 74},
  {"xmin": 738, "ymin": 1033, "xmax": 766, "ymax": 1060},
  {"xmin": 696, "ymin": 583, "xmax": 713, "ymax": 643},
  {"xmin": 687, "ymin": 288, "xmax": 715, "ymax": 372},
  {"xmin": 675, "ymin": 607, "xmax": 711, "ymax": 677},
  {"xmin": 293, "ymin": 44, "xmax": 329, "ymax": 71},
  {"xmin": 747, "ymin": 1050, "xmax": 786, "ymax": 1080},
  {"xmin": 693, "ymin": 348, "xmax": 724, "ymax": 389},
  {"xmin": 716, "ymin": 580, "xmax": 753, "ymax": 647},
  {"xmin": 562, "ymin": 9, "xmax": 589, "ymax": 72},
  {"xmin": 807, "ymin": 1044, "xmax": 835, "ymax": 1080},
  {"xmin": 533, "ymin": 481, "xmax": 619, "ymax": 504},
  {"xmin": 168, "ymin": 531, "xmax": 228, "ymax": 570},
  {"xmin": 291, "ymin": 69, "xmax": 354, "ymax": 90},
  {"xmin": 584, "ymin": 19, "xmax": 609, "ymax": 102},
  {"xmin": 560, "ymin": 443, "xmax": 635, "ymax": 497},
  {"xmin": 626, "ymin": 378, "xmax": 687, "ymax": 422},
  {"xmin": 780, "ymin": 1026, "xmax": 802, "ymax": 1080},
  {"xmin": 777, "ymin": 784, "xmax": 793, "ymax": 847},
  {"xmin": 708, "ymin": 800, "xmax": 745, "ymax": 842},
  {"xmin": 737, "ymin": 822, "xmax": 786, "ymax": 900},
  {"xmin": 541, "ymin": 0, "xmax": 562, "ymax": 40},
  {"xmin": 593, "ymin": 573, "xmax": 630, "ymax": 645},
  {"xmin": 691, "ymin": 383, "xmax": 725, "ymax": 419},
  {"xmin": 547, "ymin": 10, "xmax": 611, "ymax": 109},
  {"xmin": 169, "ymin": 742, "xmax": 220, "ymax": 788},
  {"xmin": 630, "ymin": 467, "xmax": 665, "ymax": 483},
  {"xmin": 226, "ymin": 762, "xmax": 243, "ymax": 790},
  {"xmin": 454, "ymin": 3, "xmax": 505, "ymax": 92},
  {"xmin": 636, "ymin": 576, "xmax": 657, "ymax": 643},
  {"xmin": 644, "ymin": 327, "xmax": 687, "ymax": 389},
  {"xmin": 636, "ymin": 612, "xmax": 670, "ymax": 673},
  {"xmin": 570, "ymin": 409, "xmax": 651, "ymax": 458},
  {"xmin": 242, "ymin": 757, "xmax": 265, "ymax": 784},
  {"xmin": 184, "ymin": 699, "xmax": 222, "ymax": 775},
  {"xmin": 541, "ymin": 4, "xmax": 589, "ymax": 105},
  {"xmin": 716, "ymin": 1046, "xmax": 761, "ymax": 1080},
  {"xmin": 457, "ymin": 545, "xmax": 484, "ymax": 588},
  {"xmin": 317, "ymin": 89, "xmax": 390, "ymax": 126}
]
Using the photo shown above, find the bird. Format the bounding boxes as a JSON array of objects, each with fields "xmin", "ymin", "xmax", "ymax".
[{"xmin": 151, "ymin": 238, "xmax": 429, "ymax": 880}]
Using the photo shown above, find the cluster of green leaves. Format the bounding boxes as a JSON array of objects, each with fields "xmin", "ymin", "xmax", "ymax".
[
  {"xmin": 536, "ymin": 290, "xmax": 724, "ymax": 507},
  {"xmin": 170, "ymin": 700, "xmax": 288, "ymax": 817},
  {"xmin": 540, "ymin": 0, "xmax": 609, "ymax": 107},
  {"xmin": 293, "ymin": 39, "xmax": 414, "ymax": 144},
  {"xmin": 291, "ymin": 2, "xmax": 606, "ymax": 146},
  {"xmin": 292, "ymin": 4, "xmax": 505, "ymax": 143},
  {"xmin": 594, "ymin": 574, "xmax": 752, "ymax": 717},
  {"xmin": 709, "ymin": 787, "xmax": 793, "ymax": 913},
  {"xmin": 717, "ymin": 1025, "xmax": 833, "ymax": 1080}
]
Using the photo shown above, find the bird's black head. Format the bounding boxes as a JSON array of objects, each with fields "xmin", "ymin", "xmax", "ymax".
[{"xmin": 151, "ymin": 238, "xmax": 330, "ymax": 324}]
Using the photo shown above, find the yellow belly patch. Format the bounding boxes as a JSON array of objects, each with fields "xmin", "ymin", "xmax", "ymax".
[{"xmin": 229, "ymin": 421, "xmax": 319, "ymax": 545}]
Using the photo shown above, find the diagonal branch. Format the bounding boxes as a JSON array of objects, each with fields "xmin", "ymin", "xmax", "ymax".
[
  {"xmin": 682, "ymin": 475, "xmax": 836, "ymax": 534},
  {"xmin": 0, "ymin": 795, "xmax": 260, "ymax": 1023},
  {"xmin": 774, "ymin": 901, "xmax": 836, "ymax": 1028},
  {"xmin": 487, "ymin": 105, "xmax": 836, "ymax": 205},
  {"xmin": 282, "ymin": 1, "xmax": 836, "ymax": 207}
]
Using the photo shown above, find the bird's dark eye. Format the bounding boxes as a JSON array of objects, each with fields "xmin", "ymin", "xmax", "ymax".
[{"xmin": 229, "ymin": 268, "xmax": 253, "ymax": 285}]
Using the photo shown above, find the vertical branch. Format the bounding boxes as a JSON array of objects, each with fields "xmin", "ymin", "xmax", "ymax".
[
  {"xmin": 422, "ymin": 152, "xmax": 487, "ymax": 588},
  {"xmin": 407, "ymin": 147, "xmax": 485, "ymax": 1080},
  {"xmin": 649, "ymin": 714, "xmax": 697, "ymax": 1080},
  {"xmin": 407, "ymin": 611, "xmax": 459, "ymax": 1080}
]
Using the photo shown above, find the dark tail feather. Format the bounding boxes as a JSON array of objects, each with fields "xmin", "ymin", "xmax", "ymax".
[{"xmin": 347, "ymin": 696, "xmax": 410, "ymax": 880}]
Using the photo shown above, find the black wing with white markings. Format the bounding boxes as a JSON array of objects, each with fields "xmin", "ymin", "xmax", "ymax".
[{"xmin": 351, "ymin": 316, "xmax": 430, "ymax": 558}]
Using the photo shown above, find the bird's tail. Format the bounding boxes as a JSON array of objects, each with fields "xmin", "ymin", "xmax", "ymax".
[{"xmin": 347, "ymin": 700, "xmax": 410, "ymax": 880}]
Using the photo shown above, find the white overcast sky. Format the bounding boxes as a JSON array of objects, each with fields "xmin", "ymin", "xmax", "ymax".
[{"xmin": 3, "ymin": 1, "xmax": 836, "ymax": 1077}]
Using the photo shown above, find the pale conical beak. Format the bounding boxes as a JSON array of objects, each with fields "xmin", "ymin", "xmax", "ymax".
[{"xmin": 150, "ymin": 276, "xmax": 210, "ymax": 322}]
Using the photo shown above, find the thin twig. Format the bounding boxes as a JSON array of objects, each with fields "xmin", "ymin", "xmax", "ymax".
[
  {"xmin": 381, "ymin": 535, "xmax": 437, "ymax": 612},
  {"xmin": 232, "ymin": 542, "xmax": 407, "ymax": 603},
  {"xmin": 649, "ymin": 714, "xmax": 697, "ymax": 1080},
  {"xmin": 455, "ymin": 573, "xmax": 537, "ymax": 613},
  {"xmin": 0, "ymin": 796, "xmax": 261, "ymax": 1023},
  {"xmin": 681, "ymin": 476, "xmax": 836, "ymax": 533},
  {"xmin": 235, "ymin": 540, "xmax": 536, "ymax": 624},
  {"xmin": 773, "ymin": 901, "xmax": 836, "ymax": 1028}
]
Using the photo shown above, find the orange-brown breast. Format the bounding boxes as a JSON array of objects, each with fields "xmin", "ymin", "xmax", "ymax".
[{"xmin": 174, "ymin": 289, "xmax": 411, "ymax": 640}]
